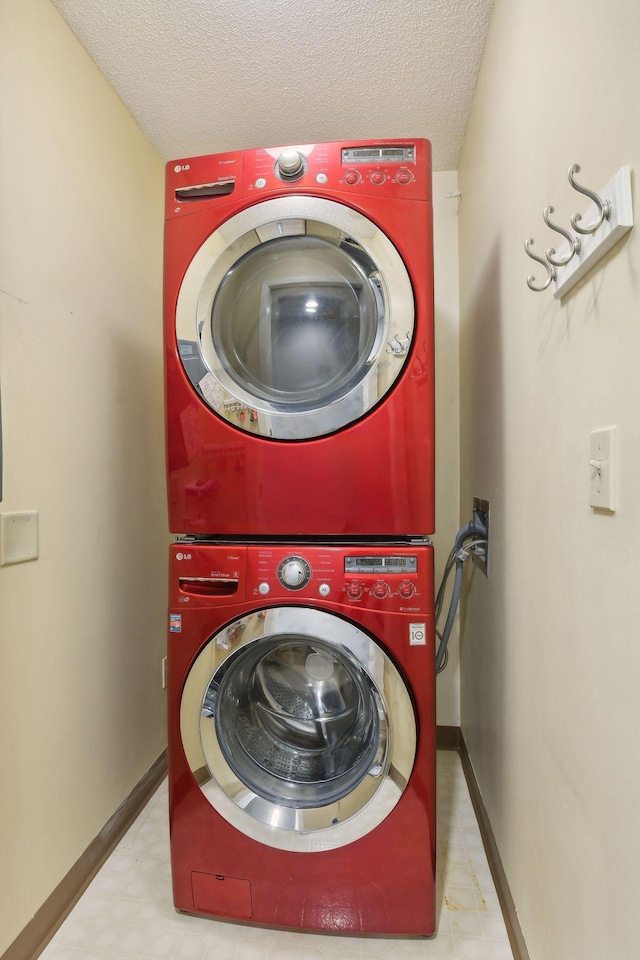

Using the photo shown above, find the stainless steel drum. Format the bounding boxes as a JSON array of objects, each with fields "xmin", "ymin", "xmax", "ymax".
[{"xmin": 180, "ymin": 607, "xmax": 417, "ymax": 852}]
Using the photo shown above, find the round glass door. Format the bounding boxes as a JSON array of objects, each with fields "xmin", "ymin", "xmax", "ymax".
[
  {"xmin": 175, "ymin": 196, "xmax": 415, "ymax": 440},
  {"xmin": 180, "ymin": 607, "xmax": 417, "ymax": 852},
  {"xmin": 211, "ymin": 635, "xmax": 384, "ymax": 808}
]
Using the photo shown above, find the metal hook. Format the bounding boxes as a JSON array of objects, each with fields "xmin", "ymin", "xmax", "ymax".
[
  {"xmin": 568, "ymin": 164, "xmax": 611, "ymax": 235},
  {"xmin": 525, "ymin": 238, "xmax": 556, "ymax": 292},
  {"xmin": 543, "ymin": 205, "xmax": 581, "ymax": 267}
]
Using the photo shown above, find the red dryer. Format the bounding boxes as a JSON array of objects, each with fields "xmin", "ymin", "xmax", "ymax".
[
  {"xmin": 164, "ymin": 140, "xmax": 434, "ymax": 537},
  {"xmin": 167, "ymin": 540, "xmax": 436, "ymax": 935}
]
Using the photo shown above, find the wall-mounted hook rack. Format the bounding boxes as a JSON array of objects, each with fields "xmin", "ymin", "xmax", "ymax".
[
  {"xmin": 543, "ymin": 205, "xmax": 581, "ymax": 267},
  {"xmin": 525, "ymin": 165, "xmax": 633, "ymax": 300},
  {"xmin": 524, "ymin": 238, "xmax": 556, "ymax": 291}
]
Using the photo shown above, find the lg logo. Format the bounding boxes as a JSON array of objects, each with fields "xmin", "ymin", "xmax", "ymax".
[
  {"xmin": 176, "ymin": 552, "xmax": 192, "ymax": 561},
  {"xmin": 174, "ymin": 164, "xmax": 190, "ymax": 173}
]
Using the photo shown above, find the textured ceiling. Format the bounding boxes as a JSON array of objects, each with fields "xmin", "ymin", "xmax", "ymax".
[{"xmin": 51, "ymin": 0, "xmax": 494, "ymax": 170}]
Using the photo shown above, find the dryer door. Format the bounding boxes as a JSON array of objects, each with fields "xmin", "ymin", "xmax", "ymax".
[
  {"xmin": 175, "ymin": 197, "xmax": 414, "ymax": 440},
  {"xmin": 180, "ymin": 607, "xmax": 416, "ymax": 852}
]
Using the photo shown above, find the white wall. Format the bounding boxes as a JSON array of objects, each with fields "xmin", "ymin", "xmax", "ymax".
[
  {"xmin": 458, "ymin": 1, "xmax": 640, "ymax": 957},
  {"xmin": 0, "ymin": 0, "xmax": 167, "ymax": 951},
  {"xmin": 432, "ymin": 171, "xmax": 461, "ymax": 725}
]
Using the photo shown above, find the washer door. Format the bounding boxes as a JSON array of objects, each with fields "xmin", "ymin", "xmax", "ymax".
[
  {"xmin": 180, "ymin": 607, "xmax": 416, "ymax": 852},
  {"xmin": 175, "ymin": 196, "xmax": 414, "ymax": 440}
]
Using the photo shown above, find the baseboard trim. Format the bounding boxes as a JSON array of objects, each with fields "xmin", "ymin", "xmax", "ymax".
[
  {"xmin": 459, "ymin": 734, "xmax": 531, "ymax": 960},
  {"xmin": 2, "ymin": 750, "xmax": 167, "ymax": 960}
]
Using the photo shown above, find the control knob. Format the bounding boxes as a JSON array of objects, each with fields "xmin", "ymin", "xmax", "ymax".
[
  {"xmin": 278, "ymin": 556, "xmax": 311, "ymax": 590},
  {"xmin": 276, "ymin": 149, "xmax": 305, "ymax": 180},
  {"xmin": 346, "ymin": 582, "xmax": 363, "ymax": 600}
]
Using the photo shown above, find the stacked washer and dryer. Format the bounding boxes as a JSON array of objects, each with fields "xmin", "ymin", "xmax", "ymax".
[{"xmin": 163, "ymin": 140, "xmax": 436, "ymax": 936}]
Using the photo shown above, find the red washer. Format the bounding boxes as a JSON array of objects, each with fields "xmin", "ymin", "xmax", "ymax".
[
  {"xmin": 167, "ymin": 541, "xmax": 436, "ymax": 935},
  {"xmin": 164, "ymin": 140, "xmax": 434, "ymax": 537}
]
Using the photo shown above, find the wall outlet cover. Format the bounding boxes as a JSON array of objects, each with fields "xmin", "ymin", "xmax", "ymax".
[{"xmin": 0, "ymin": 511, "xmax": 39, "ymax": 565}]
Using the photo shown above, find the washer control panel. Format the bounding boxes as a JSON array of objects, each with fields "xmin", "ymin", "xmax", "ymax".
[
  {"xmin": 169, "ymin": 542, "xmax": 433, "ymax": 612},
  {"xmin": 245, "ymin": 545, "xmax": 430, "ymax": 610}
]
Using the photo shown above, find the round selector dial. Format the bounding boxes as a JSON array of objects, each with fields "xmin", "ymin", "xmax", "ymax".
[
  {"xmin": 276, "ymin": 149, "xmax": 306, "ymax": 180},
  {"xmin": 346, "ymin": 582, "xmax": 363, "ymax": 600},
  {"xmin": 398, "ymin": 582, "xmax": 416, "ymax": 599},
  {"xmin": 277, "ymin": 556, "xmax": 311, "ymax": 590},
  {"xmin": 372, "ymin": 582, "xmax": 389, "ymax": 599}
]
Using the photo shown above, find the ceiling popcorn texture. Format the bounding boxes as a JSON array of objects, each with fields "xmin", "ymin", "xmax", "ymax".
[{"xmin": 51, "ymin": 0, "xmax": 494, "ymax": 170}]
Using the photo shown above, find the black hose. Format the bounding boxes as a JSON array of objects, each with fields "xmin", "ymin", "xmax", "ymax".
[
  {"xmin": 435, "ymin": 558, "xmax": 464, "ymax": 672},
  {"xmin": 435, "ymin": 515, "xmax": 488, "ymax": 673}
]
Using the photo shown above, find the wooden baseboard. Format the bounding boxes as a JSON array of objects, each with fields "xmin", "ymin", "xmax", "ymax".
[
  {"xmin": 459, "ymin": 734, "xmax": 530, "ymax": 960},
  {"xmin": 2, "ymin": 750, "xmax": 167, "ymax": 960}
]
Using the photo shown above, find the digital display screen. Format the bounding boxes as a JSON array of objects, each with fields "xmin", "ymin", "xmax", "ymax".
[
  {"xmin": 345, "ymin": 556, "xmax": 418, "ymax": 574},
  {"xmin": 341, "ymin": 146, "xmax": 415, "ymax": 164}
]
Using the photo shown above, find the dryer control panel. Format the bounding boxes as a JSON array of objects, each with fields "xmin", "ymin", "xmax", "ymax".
[
  {"xmin": 166, "ymin": 138, "xmax": 432, "ymax": 218},
  {"xmin": 243, "ymin": 140, "xmax": 430, "ymax": 201}
]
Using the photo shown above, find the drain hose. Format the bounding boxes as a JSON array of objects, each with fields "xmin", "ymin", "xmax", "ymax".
[
  {"xmin": 435, "ymin": 559, "xmax": 464, "ymax": 673},
  {"xmin": 435, "ymin": 517, "xmax": 488, "ymax": 674}
]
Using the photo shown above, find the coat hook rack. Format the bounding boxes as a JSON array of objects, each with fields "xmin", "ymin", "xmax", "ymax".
[
  {"xmin": 543, "ymin": 205, "xmax": 581, "ymax": 267},
  {"xmin": 524, "ymin": 238, "xmax": 556, "ymax": 292},
  {"xmin": 524, "ymin": 164, "xmax": 633, "ymax": 299},
  {"xmin": 568, "ymin": 164, "xmax": 612, "ymax": 235}
]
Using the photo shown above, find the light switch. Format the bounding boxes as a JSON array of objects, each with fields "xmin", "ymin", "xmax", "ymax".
[
  {"xmin": 0, "ymin": 511, "xmax": 39, "ymax": 565},
  {"xmin": 589, "ymin": 428, "xmax": 616, "ymax": 512}
]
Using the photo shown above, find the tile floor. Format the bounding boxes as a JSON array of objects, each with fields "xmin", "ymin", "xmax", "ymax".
[{"xmin": 39, "ymin": 752, "xmax": 513, "ymax": 960}]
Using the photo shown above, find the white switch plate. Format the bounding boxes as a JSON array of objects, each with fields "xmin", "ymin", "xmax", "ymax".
[
  {"xmin": 589, "ymin": 427, "xmax": 616, "ymax": 511},
  {"xmin": 0, "ymin": 511, "xmax": 39, "ymax": 565}
]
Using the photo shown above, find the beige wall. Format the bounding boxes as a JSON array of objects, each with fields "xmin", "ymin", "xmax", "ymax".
[
  {"xmin": 432, "ymin": 171, "xmax": 461, "ymax": 725},
  {"xmin": 0, "ymin": 0, "xmax": 167, "ymax": 952},
  {"xmin": 458, "ymin": 1, "xmax": 640, "ymax": 957}
]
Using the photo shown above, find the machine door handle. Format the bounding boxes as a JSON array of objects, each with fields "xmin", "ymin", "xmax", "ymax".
[
  {"xmin": 175, "ymin": 181, "xmax": 235, "ymax": 202},
  {"xmin": 178, "ymin": 577, "xmax": 239, "ymax": 597}
]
